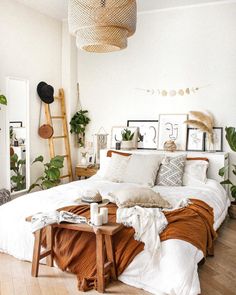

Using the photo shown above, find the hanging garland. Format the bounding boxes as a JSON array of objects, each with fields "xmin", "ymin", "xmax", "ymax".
[{"xmin": 135, "ymin": 85, "xmax": 209, "ymax": 96}]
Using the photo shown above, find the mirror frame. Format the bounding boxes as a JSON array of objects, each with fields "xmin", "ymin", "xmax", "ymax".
[{"xmin": 6, "ymin": 77, "xmax": 30, "ymax": 195}]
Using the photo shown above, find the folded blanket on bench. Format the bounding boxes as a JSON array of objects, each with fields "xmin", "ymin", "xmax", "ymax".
[{"xmin": 41, "ymin": 199, "xmax": 217, "ymax": 291}]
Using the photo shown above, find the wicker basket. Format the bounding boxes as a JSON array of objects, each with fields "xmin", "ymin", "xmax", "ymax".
[{"xmin": 228, "ymin": 202, "xmax": 236, "ymax": 219}]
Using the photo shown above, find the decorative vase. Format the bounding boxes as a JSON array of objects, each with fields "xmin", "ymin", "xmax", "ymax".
[
  {"xmin": 164, "ymin": 140, "xmax": 177, "ymax": 152},
  {"xmin": 121, "ymin": 140, "xmax": 133, "ymax": 150}
]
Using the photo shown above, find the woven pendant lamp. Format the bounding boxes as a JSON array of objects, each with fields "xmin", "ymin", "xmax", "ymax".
[{"xmin": 68, "ymin": 0, "xmax": 137, "ymax": 53}]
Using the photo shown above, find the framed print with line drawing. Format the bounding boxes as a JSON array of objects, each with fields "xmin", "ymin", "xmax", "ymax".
[
  {"xmin": 127, "ymin": 120, "xmax": 159, "ymax": 149},
  {"xmin": 158, "ymin": 114, "xmax": 188, "ymax": 150},
  {"xmin": 186, "ymin": 128, "xmax": 205, "ymax": 151}
]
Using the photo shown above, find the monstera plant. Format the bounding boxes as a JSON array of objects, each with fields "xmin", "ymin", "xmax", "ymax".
[{"xmin": 219, "ymin": 127, "xmax": 236, "ymax": 218}]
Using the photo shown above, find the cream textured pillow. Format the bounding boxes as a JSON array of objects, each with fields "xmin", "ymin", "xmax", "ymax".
[
  {"xmin": 183, "ymin": 160, "xmax": 209, "ymax": 186},
  {"xmin": 103, "ymin": 153, "xmax": 131, "ymax": 182},
  {"xmin": 123, "ymin": 154, "xmax": 162, "ymax": 187},
  {"xmin": 110, "ymin": 187, "xmax": 171, "ymax": 208},
  {"xmin": 156, "ymin": 155, "xmax": 186, "ymax": 186}
]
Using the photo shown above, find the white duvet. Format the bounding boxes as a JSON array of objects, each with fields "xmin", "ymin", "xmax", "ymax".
[{"xmin": 0, "ymin": 177, "xmax": 230, "ymax": 295}]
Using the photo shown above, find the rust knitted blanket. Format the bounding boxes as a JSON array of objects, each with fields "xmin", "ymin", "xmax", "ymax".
[{"xmin": 42, "ymin": 199, "xmax": 217, "ymax": 291}]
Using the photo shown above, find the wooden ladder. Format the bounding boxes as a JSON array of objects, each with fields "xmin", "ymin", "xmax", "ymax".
[{"xmin": 44, "ymin": 88, "xmax": 73, "ymax": 182}]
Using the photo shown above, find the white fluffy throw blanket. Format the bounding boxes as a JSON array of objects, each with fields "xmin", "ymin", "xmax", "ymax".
[{"xmin": 116, "ymin": 206, "xmax": 168, "ymax": 254}]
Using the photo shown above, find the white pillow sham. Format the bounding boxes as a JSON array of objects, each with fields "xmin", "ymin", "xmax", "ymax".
[
  {"xmin": 183, "ymin": 160, "xmax": 209, "ymax": 186},
  {"xmin": 102, "ymin": 153, "xmax": 131, "ymax": 182},
  {"xmin": 123, "ymin": 154, "xmax": 161, "ymax": 187}
]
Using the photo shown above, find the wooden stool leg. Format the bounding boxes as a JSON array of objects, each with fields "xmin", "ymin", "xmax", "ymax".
[
  {"xmin": 96, "ymin": 231, "xmax": 105, "ymax": 293},
  {"xmin": 105, "ymin": 235, "xmax": 117, "ymax": 280},
  {"xmin": 31, "ymin": 229, "xmax": 42, "ymax": 277},
  {"xmin": 46, "ymin": 226, "xmax": 54, "ymax": 267}
]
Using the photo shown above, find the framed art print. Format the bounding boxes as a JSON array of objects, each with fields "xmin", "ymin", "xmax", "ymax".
[
  {"xmin": 158, "ymin": 114, "xmax": 188, "ymax": 150},
  {"xmin": 205, "ymin": 127, "xmax": 223, "ymax": 152},
  {"xmin": 127, "ymin": 120, "xmax": 159, "ymax": 149},
  {"xmin": 187, "ymin": 128, "xmax": 205, "ymax": 151}
]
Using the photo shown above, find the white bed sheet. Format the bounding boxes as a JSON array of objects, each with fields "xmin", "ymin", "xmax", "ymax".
[{"xmin": 0, "ymin": 177, "xmax": 230, "ymax": 295}]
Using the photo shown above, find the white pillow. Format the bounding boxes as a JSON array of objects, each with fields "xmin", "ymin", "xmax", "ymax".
[
  {"xmin": 123, "ymin": 154, "xmax": 161, "ymax": 187},
  {"xmin": 183, "ymin": 160, "xmax": 209, "ymax": 186},
  {"xmin": 97, "ymin": 156, "xmax": 111, "ymax": 178},
  {"xmin": 103, "ymin": 153, "xmax": 131, "ymax": 182}
]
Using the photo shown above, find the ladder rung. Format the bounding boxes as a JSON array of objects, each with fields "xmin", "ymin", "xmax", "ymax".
[
  {"xmin": 51, "ymin": 116, "xmax": 64, "ymax": 119},
  {"xmin": 62, "ymin": 155, "xmax": 69, "ymax": 158},
  {"xmin": 54, "ymin": 96, "xmax": 61, "ymax": 100},
  {"xmin": 60, "ymin": 174, "xmax": 71, "ymax": 179},
  {"xmin": 52, "ymin": 136, "xmax": 66, "ymax": 139}
]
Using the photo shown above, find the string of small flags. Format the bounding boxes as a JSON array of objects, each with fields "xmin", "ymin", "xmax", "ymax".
[{"xmin": 135, "ymin": 85, "xmax": 210, "ymax": 96}]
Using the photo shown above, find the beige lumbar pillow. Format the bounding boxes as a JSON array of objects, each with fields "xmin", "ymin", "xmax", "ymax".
[{"xmin": 110, "ymin": 187, "xmax": 171, "ymax": 209}]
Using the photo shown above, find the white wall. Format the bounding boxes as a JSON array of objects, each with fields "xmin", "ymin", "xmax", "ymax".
[
  {"xmin": 61, "ymin": 21, "xmax": 79, "ymax": 176},
  {"xmin": 0, "ymin": 0, "xmax": 62, "ymax": 187},
  {"xmin": 77, "ymin": 2, "xmax": 236, "ymax": 158}
]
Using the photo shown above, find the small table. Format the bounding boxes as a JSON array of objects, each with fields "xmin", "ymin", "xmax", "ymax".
[
  {"xmin": 75, "ymin": 165, "xmax": 99, "ymax": 180},
  {"xmin": 31, "ymin": 222, "xmax": 123, "ymax": 293}
]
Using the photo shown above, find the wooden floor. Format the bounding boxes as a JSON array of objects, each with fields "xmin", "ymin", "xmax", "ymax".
[{"xmin": 0, "ymin": 217, "xmax": 235, "ymax": 295}]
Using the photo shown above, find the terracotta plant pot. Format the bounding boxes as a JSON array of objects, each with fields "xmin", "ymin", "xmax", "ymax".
[{"xmin": 228, "ymin": 201, "xmax": 236, "ymax": 219}]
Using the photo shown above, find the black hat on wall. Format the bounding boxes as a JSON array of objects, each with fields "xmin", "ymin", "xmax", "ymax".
[{"xmin": 37, "ymin": 82, "xmax": 54, "ymax": 104}]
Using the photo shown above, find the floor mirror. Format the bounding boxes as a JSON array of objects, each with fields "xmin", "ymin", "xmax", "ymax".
[{"xmin": 6, "ymin": 77, "xmax": 30, "ymax": 195}]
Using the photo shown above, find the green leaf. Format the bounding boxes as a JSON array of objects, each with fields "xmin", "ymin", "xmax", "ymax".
[
  {"xmin": 225, "ymin": 127, "xmax": 236, "ymax": 152},
  {"xmin": 219, "ymin": 166, "xmax": 227, "ymax": 177},
  {"xmin": 46, "ymin": 167, "xmax": 60, "ymax": 180},
  {"xmin": 42, "ymin": 180, "xmax": 56, "ymax": 190},
  {"xmin": 49, "ymin": 155, "xmax": 64, "ymax": 168},
  {"xmin": 230, "ymin": 186, "xmax": 236, "ymax": 200},
  {"xmin": 0, "ymin": 94, "xmax": 7, "ymax": 105},
  {"xmin": 220, "ymin": 179, "xmax": 233, "ymax": 185},
  {"xmin": 28, "ymin": 183, "xmax": 40, "ymax": 193},
  {"xmin": 18, "ymin": 159, "xmax": 26, "ymax": 165},
  {"xmin": 32, "ymin": 155, "xmax": 44, "ymax": 164}
]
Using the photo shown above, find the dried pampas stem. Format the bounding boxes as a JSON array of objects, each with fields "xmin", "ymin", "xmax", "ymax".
[
  {"xmin": 184, "ymin": 120, "xmax": 211, "ymax": 133},
  {"xmin": 189, "ymin": 111, "xmax": 214, "ymax": 131}
]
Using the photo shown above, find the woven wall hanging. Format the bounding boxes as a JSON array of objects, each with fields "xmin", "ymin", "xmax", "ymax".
[{"xmin": 68, "ymin": 0, "xmax": 137, "ymax": 53}]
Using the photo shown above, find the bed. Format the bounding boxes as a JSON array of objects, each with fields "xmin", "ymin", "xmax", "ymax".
[{"xmin": 0, "ymin": 151, "xmax": 230, "ymax": 295}]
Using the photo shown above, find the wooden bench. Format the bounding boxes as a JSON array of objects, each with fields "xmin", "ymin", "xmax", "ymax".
[{"xmin": 30, "ymin": 222, "xmax": 123, "ymax": 293}]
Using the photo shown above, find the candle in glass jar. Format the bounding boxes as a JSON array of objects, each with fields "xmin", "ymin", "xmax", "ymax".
[
  {"xmin": 90, "ymin": 203, "xmax": 98, "ymax": 224},
  {"xmin": 93, "ymin": 213, "xmax": 103, "ymax": 226},
  {"xmin": 100, "ymin": 208, "xmax": 108, "ymax": 224}
]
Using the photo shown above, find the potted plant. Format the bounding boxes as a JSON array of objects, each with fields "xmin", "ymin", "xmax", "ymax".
[
  {"xmin": 0, "ymin": 93, "xmax": 7, "ymax": 105},
  {"xmin": 219, "ymin": 127, "xmax": 236, "ymax": 218},
  {"xmin": 121, "ymin": 128, "xmax": 135, "ymax": 150},
  {"xmin": 69, "ymin": 110, "xmax": 90, "ymax": 147},
  {"xmin": 28, "ymin": 155, "xmax": 64, "ymax": 192},
  {"xmin": 10, "ymin": 153, "xmax": 26, "ymax": 192}
]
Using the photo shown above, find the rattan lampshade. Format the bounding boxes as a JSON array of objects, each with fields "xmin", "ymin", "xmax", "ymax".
[{"xmin": 68, "ymin": 0, "xmax": 137, "ymax": 53}]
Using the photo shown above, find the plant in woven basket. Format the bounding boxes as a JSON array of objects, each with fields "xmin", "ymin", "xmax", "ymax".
[
  {"xmin": 28, "ymin": 155, "xmax": 64, "ymax": 193},
  {"xmin": 219, "ymin": 127, "xmax": 236, "ymax": 218},
  {"xmin": 10, "ymin": 153, "xmax": 26, "ymax": 192},
  {"xmin": 0, "ymin": 93, "xmax": 7, "ymax": 105},
  {"xmin": 185, "ymin": 111, "xmax": 214, "ymax": 149},
  {"xmin": 70, "ymin": 110, "xmax": 90, "ymax": 147}
]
